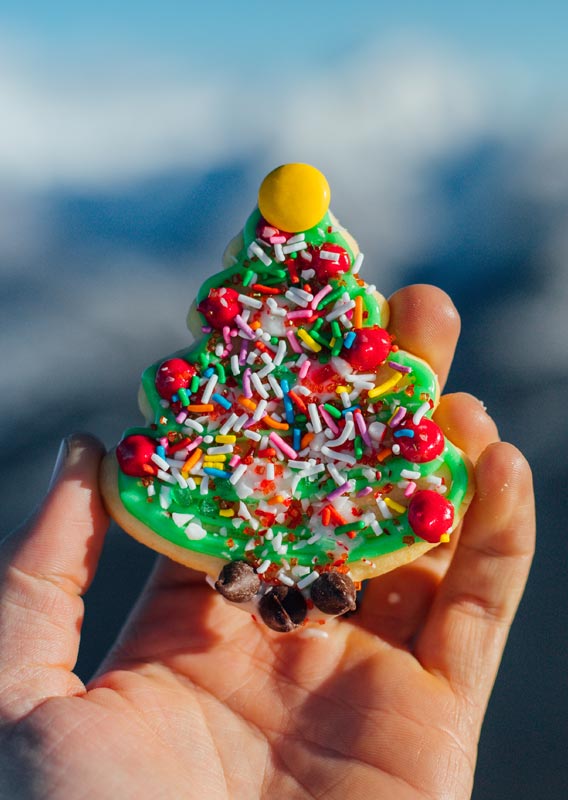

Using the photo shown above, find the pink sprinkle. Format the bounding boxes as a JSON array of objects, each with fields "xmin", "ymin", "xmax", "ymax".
[
  {"xmin": 388, "ymin": 361, "xmax": 412, "ymax": 374},
  {"xmin": 357, "ymin": 486, "xmax": 373, "ymax": 498},
  {"xmin": 176, "ymin": 411, "xmax": 188, "ymax": 424},
  {"xmin": 235, "ymin": 315, "xmax": 255, "ymax": 339},
  {"xmin": 159, "ymin": 437, "xmax": 168, "ymax": 447},
  {"xmin": 270, "ymin": 235, "xmax": 287, "ymax": 244},
  {"xmin": 286, "ymin": 330, "xmax": 302, "ymax": 354},
  {"xmin": 229, "ymin": 455, "xmax": 241, "ymax": 468},
  {"xmin": 318, "ymin": 404, "xmax": 339, "ymax": 435},
  {"xmin": 287, "ymin": 309, "xmax": 312, "ymax": 320},
  {"xmin": 299, "ymin": 359, "xmax": 311, "ymax": 380},
  {"xmin": 243, "ymin": 368, "xmax": 253, "ymax": 398},
  {"xmin": 269, "ymin": 432, "xmax": 297, "ymax": 460},
  {"xmin": 201, "ymin": 326, "xmax": 212, "ymax": 333},
  {"xmin": 186, "ymin": 436, "xmax": 203, "ymax": 452},
  {"xmin": 326, "ymin": 481, "xmax": 350, "ymax": 501},
  {"xmin": 311, "ymin": 284, "xmax": 332, "ymax": 309},
  {"xmin": 389, "ymin": 406, "xmax": 406, "ymax": 428},
  {"xmin": 222, "ymin": 326, "xmax": 232, "ymax": 345},
  {"xmin": 404, "ymin": 481, "xmax": 417, "ymax": 497},
  {"xmin": 239, "ymin": 341, "xmax": 249, "ymax": 365},
  {"xmin": 354, "ymin": 409, "xmax": 373, "ymax": 447}
]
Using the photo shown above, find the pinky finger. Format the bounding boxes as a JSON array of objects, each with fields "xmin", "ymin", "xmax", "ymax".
[{"xmin": 415, "ymin": 442, "xmax": 535, "ymax": 710}]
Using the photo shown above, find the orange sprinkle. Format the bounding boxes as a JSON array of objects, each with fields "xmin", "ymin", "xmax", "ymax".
[
  {"xmin": 288, "ymin": 390, "xmax": 307, "ymax": 413},
  {"xmin": 181, "ymin": 448, "xmax": 203, "ymax": 476},
  {"xmin": 186, "ymin": 404, "xmax": 214, "ymax": 412},
  {"xmin": 252, "ymin": 284, "xmax": 280, "ymax": 294},
  {"xmin": 354, "ymin": 294, "xmax": 363, "ymax": 328},
  {"xmin": 377, "ymin": 448, "xmax": 392, "ymax": 462},
  {"xmin": 268, "ymin": 495, "xmax": 286, "ymax": 505},
  {"xmin": 250, "ymin": 320, "xmax": 261, "ymax": 330},
  {"xmin": 238, "ymin": 396, "xmax": 257, "ymax": 411},
  {"xmin": 263, "ymin": 415, "xmax": 289, "ymax": 430},
  {"xmin": 329, "ymin": 506, "xmax": 347, "ymax": 525},
  {"xmin": 321, "ymin": 506, "xmax": 332, "ymax": 526},
  {"xmin": 301, "ymin": 431, "xmax": 315, "ymax": 449}
]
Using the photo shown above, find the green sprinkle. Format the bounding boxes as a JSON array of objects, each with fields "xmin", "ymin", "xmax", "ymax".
[
  {"xmin": 215, "ymin": 363, "xmax": 226, "ymax": 384},
  {"xmin": 178, "ymin": 388, "xmax": 190, "ymax": 406},
  {"xmin": 190, "ymin": 375, "xmax": 200, "ymax": 393},
  {"xmin": 331, "ymin": 336, "xmax": 343, "ymax": 357},
  {"xmin": 270, "ymin": 336, "xmax": 279, "ymax": 346},
  {"xmin": 335, "ymin": 520, "xmax": 366, "ymax": 536},
  {"xmin": 199, "ymin": 352, "xmax": 210, "ymax": 369},
  {"xmin": 323, "ymin": 403, "xmax": 342, "ymax": 419},
  {"xmin": 354, "ymin": 435, "xmax": 364, "ymax": 459},
  {"xmin": 331, "ymin": 320, "xmax": 342, "ymax": 340},
  {"xmin": 317, "ymin": 288, "xmax": 342, "ymax": 309},
  {"xmin": 309, "ymin": 329, "xmax": 331, "ymax": 348},
  {"xmin": 242, "ymin": 269, "xmax": 254, "ymax": 287},
  {"xmin": 311, "ymin": 317, "xmax": 324, "ymax": 332},
  {"xmin": 295, "ymin": 414, "xmax": 308, "ymax": 424}
]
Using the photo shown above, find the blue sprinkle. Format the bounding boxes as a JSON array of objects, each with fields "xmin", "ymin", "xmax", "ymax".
[
  {"xmin": 171, "ymin": 394, "xmax": 179, "ymax": 403},
  {"xmin": 283, "ymin": 396, "xmax": 295, "ymax": 423},
  {"xmin": 156, "ymin": 445, "xmax": 166, "ymax": 458},
  {"xmin": 344, "ymin": 331, "xmax": 356, "ymax": 349},
  {"xmin": 212, "ymin": 393, "xmax": 232, "ymax": 410},
  {"xmin": 293, "ymin": 428, "xmax": 301, "ymax": 451},
  {"xmin": 203, "ymin": 468, "xmax": 232, "ymax": 478},
  {"xmin": 341, "ymin": 405, "xmax": 360, "ymax": 415},
  {"xmin": 281, "ymin": 378, "xmax": 290, "ymax": 395},
  {"xmin": 203, "ymin": 367, "xmax": 215, "ymax": 378},
  {"xmin": 394, "ymin": 428, "xmax": 415, "ymax": 438}
]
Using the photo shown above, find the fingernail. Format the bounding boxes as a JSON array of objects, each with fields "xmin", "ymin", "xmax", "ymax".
[{"xmin": 48, "ymin": 437, "xmax": 70, "ymax": 491}]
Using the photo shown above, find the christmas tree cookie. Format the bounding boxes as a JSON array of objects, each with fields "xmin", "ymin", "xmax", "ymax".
[{"xmin": 101, "ymin": 164, "xmax": 473, "ymax": 633}]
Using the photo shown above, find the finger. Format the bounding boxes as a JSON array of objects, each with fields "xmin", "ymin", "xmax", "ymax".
[
  {"xmin": 388, "ymin": 284, "xmax": 461, "ymax": 392},
  {"xmin": 415, "ymin": 442, "xmax": 535, "ymax": 709},
  {"xmin": 0, "ymin": 434, "xmax": 108, "ymax": 716},
  {"xmin": 357, "ymin": 393, "xmax": 499, "ymax": 645}
]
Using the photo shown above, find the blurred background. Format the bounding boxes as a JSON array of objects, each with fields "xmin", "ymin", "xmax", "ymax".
[{"xmin": 1, "ymin": 1, "xmax": 567, "ymax": 796}]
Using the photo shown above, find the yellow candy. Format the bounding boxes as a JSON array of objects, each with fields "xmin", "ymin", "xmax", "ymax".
[{"xmin": 258, "ymin": 163, "xmax": 330, "ymax": 232}]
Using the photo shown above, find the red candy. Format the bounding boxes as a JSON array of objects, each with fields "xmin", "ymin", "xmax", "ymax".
[
  {"xmin": 198, "ymin": 286, "xmax": 242, "ymax": 329},
  {"xmin": 344, "ymin": 327, "xmax": 391, "ymax": 371},
  {"xmin": 155, "ymin": 358, "xmax": 197, "ymax": 400},
  {"xmin": 308, "ymin": 243, "xmax": 351, "ymax": 280},
  {"xmin": 408, "ymin": 490, "xmax": 454, "ymax": 542},
  {"xmin": 116, "ymin": 434, "xmax": 157, "ymax": 477},
  {"xmin": 396, "ymin": 417, "xmax": 444, "ymax": 463}
]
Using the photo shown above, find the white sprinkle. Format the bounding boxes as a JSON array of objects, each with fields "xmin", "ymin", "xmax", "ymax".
[
  {"xmin": 307, "ymin": 532, "xmax": 323, "ymax": 544},
  {"xmin": 277, "ymin": 571, "xmax": 295, "ymax": 587},
  {"xmin": 253, "ymin": 398, "xmax": 268, "ymax": 421},
  {"xmin": 321, "ymin": 447, "xmax": 356, "ymax": 465},
  {"xmin": 159, "ymin": 399, "xmax": 170, "ymax": 408},
  {"xmin": 146, "ymin": 483, "xmax": 156, "ymax": 497},
  {"xmin": 233, "ymin": 413, "xmax": 249, "ymax": 432},
  {"xmin": 219, "ymin": 413, "xmax": 239, "ymax": 435},
  {"xmin": 274, "ymin": 242, "xmax": 285, "ymax": 262},
  {"xmin": 238, "ymin": 293, "xmax": 262, "ymax": 309},
  {"xmin": 207, "ymin": 444, "xmax": 233, "ymax": 455},
  {"xmin": 203, "ymin": 435, "xmax": 214, "ymax": 444},
  {"xmin": 229, "ymin": 464, "xmax": 248, "ymax": 485},
  {"xmin": 326, "ymin": 419, "xmax": 354, "ymax": 448},
  {"xmin": 258, "ymin": 363, "xmax": 275, "ymax": 378},
  {"xmin": 285, "ymin": 289, "xmax": 309, "ymax": 308},
  {"xmin": 401, "ymin": 469, "xmax": 421, "ymax": 479},
  {"xmin": 272, "ymin": 531, "xmax": 283, "ymax": 551},
  {"xmin": 157, "ymin": 469, "xmax": 176, "ymax": 484},
  {"xmin": 297, "ymin": 570, "xmax": 320, "ymax": 590},
  {"xmin": 377, "ymin": 498, "xmax": 392, "ymax": 519},
  {"xmin": 282, "ymin": 240, "xmax": 308, "ymax": 254},
  {"xmin": 266, "ymin": 462, "xmax": 275, "ymax": 480},
  {"xmin": 308, "ymin": 403, "xmax": 322, "ymax": 434},
  {"xmin": 368, "ymin": 421, "xmax": 387, "ymax": 441},
  {"xmin": 339, "ymin": 390, "xmax": 353, "ymax": 408},
  {"xmin": 201, "ymin": 374, "xmax": 218, "ymax": 403},
  {"xmin": 298, "ymin": 628, "xmax": 329, "ymax": 639},
  {"xmin": 327, "ymin": 464, "xmax": 346, "ymax": 485},
  {"xmin": 392, "ymin": 444, "xmax": 401, "ymax": 455},
  {"xmin": 151, "ymin": 453, "xmax": 170, "ymax": 471},
  {"xmin": 340, "ymin": 314, "xmax": 353, "ymax": 329},
  {"xmin": 244, "ymin": 539, "xmax": 256, "ymax": 551},
  {"xmin": 200, "ymin": 476, "xmax": 210, "ymax": 495},
  {"xmin": 287, "ymin": 233, "xmax": 306, "ymax": 244},
  {"xmin": 256, "ymin": 559, "xmax": 272, "ymax": 574},
  {"xmin": 171, "ymin": 468, "xmax": 188, "ymax": 488},
  {"xmin": 172, "ymin": 512, "xmax": 194, "ymax": 527},
  {"xmin": 230, "ymin": 355, "xmax": 241, "ymax": 376},
  {"xmin": 267, "ymin": 374, "xmax": 284, "ymax": 398},
  {"xmin": 273, "ymin": 339, "xmax": 287, "ymax": 366},
  {"xmin": 185, "ymin": 522, "xmax": 207, "ymax": 540},
  {"xmin": 352, "ymin": 252, "xmax": 364, "ymax": 274},
  {"xmin": 325, "ymin": 300, "xmax": 356, "ymax": 322},
  {"xmin": 251, "ymin": 372, "xmax": 270, "ymax": 399},
  {"xmin": 426, "ymin": 475, "xmax": 443, "ymax": 486},
  {"xmin": 248, "ymin": 241, "xmax": 272, "ymax": 266},
  {"xmin": 246, "ymin": 350, "xmax": 258, "ymax": 365},
  {"xmin": 159, "ymin": 486, "xmax": 171, "ymax": 509},
  {"xmin": 300, "ymin": 249, "xmax": 313, "ymax": 262},
  {"xmin": 413, "ymin": 401, "xmax": 431, "ymax": 425},
  {"xmin": 184, "ymin": 418, "xmax": 204, "ymax": 433},
  {"xmin": 244, "ymin": 430, "xmax": 261, "ymax": 442},
  {"xmin": 319, "ymin": 249, "xmax": 340, "ymax": 262}
]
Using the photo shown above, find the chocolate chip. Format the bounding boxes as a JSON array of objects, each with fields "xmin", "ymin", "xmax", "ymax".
[
  {"xmin": 215, "ymin": 561, "xmax": 260, "ymax": 603},
  {"xmin": 310, "ymin": 572, "xmax": 357, "ymax": 616},
  {"xmin": 258, "ymin": 586, "xmax": 307, "ymax": 632}
]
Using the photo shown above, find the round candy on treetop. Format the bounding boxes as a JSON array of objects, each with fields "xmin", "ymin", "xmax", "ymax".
[
  {"xmin": 396, "ymin": 416, "xmax": 445, "ymax": 463},
  {"xmin": 116, "ymin": 434, "xmax": 157, "ymax": 477},
  {"xmin": 309, "ymin": 243, "xmax": 351, "ymax": 280},
  {"xmin": 407, "ymin": 490, "xmax": 454, "ymax": 543},
  {"xmin": 258, "ymin": 163, "xmax": 331, "ymax": 233},
  {"xmin": 198, "ymin": 286, "xmax": 242, "ymax": 329},
  {"xmin": 155, "ymin": 358, "xmax": 197, "ymax": 400},
  {"xmin": 343, "ymin": 326, "xmax": 392, "ymax": 371}
]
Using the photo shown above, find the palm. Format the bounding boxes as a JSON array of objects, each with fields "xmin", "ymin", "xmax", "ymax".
[{"xmin": 0, "ymin": 286, "xmax": 534, "ymax": 800}]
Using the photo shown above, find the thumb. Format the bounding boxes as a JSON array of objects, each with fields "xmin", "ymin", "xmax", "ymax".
[{"xmin": 0, "ymin": 434, "xmax": 109, "ymax": 718}]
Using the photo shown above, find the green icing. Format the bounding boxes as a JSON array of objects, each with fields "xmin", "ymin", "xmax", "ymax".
[{"xmin": 116, "ymin": 202, "xmax": 470, "ymax": 572}]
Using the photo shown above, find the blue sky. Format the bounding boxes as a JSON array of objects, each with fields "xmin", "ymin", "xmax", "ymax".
[{"xmin": 1, "ymin": 0, "xmax": 567, "ymax": 80}]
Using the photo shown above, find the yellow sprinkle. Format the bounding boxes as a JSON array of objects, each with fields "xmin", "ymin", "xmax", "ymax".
[
  {"xmin": 329, "ymin": 338, "xmax": 336, "ymax": 347},
  {"xmin": 215, "ymin": 435, "xmax": 236, "ymax": 444},
  {"xmin": 368, "ymin": 373, "xmax": 400, "ymax": 398},
  {"xmin": 193, "ymin": 476, "xmax": 202, "ymax": 485},
  {"xmin": 219, "ymin": 509, "xmax": 235, "ymax": 518},
  {"xmin": 440, "ymin": 533, "xmax": 451, "ymax": 543},
  {"xmin": 384, "ymin": 497, "xmax": 406, "ymax": 514},
  {"xmin": 297, "ymin": 328, "xmax": 321, "ymax": 352},
  {"xmin": 203, "ymin": 453, "xmax": 227, "ymax": 461},
  {"xmin": 335, "ymin": 385, "xmax": 350, "ymax": 394}
]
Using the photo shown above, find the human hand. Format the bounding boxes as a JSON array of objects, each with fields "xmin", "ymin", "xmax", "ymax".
[{"xmin": 0, "ymin": 285, "xmax": 534, "ymax": 800}]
